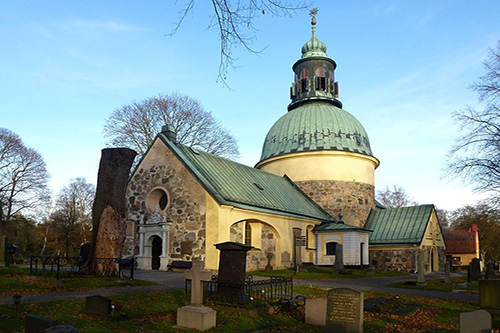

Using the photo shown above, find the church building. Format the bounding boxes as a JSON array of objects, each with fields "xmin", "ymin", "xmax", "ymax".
[{"xmin": 123, "ymin": 14, "xmax": 445, "ymax": 273}]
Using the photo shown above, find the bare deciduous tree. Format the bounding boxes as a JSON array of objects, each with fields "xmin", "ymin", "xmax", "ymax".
[
  {"xmin": 376, "ymin": 185, "xmax": 417, "ymax": 209},
  {"xmin": 49, "ymin": 178, "xmax": 95, "ymax": 256},
  {"xmin": 103, "ymin": 92, "xmax": 239, "ymax": 159},
  {"xmin": 447, "ymin": 41, "xmax": 500, "ymax": 206},
  {"xmin": 169, "ymin": 0, "xmax": 311, "ymax": 84},
  {"xmin": 0, "ymin": 128, "xmax": 50, "ymax": 225}
]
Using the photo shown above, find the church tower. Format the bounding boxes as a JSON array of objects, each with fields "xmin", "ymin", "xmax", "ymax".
[{"xmin": 255, "ymin": 11, "xmax": 379, "ymax": 227}]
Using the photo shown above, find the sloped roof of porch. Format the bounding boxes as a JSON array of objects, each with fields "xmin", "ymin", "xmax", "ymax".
[
  {"xmin": 156, "ymin": 133, "xmax": 335, "ymax": 222},
  {"xmin": 364, "ymin": 204, "xmax": 435, "ymax": 246}
]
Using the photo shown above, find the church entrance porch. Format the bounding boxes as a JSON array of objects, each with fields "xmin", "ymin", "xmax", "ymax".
[{"xmin": 136, "ymin": 221, "xmax": 172, "ymax": 270}]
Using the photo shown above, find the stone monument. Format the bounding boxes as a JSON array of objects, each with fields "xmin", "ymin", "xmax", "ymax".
[
  {"xmin": 333, "ymin": 243, "xmax": 344, "ymax": 274},
  {"xmin": 265, "ymin": 253, "xmax": 273, "ymax": 272},
  {"xmin": 177, "ymin": 260, "xmax": 216, "ymax": 331},
  {"xmin": 479, "ymin": 279, "xmax": 500, "ymax": 315},
  {"xmin": 469, "ymin": 258, "xmax": 482, "ymax": 281},
  {"xmin": 460, "ymin": 309, "xmax": 491, "ymax": 333},
  {"xmin": 326, "ymin": 288, "xmax": 363, "ymax": 332},
  {"xmin": 416, "ymin": 250, "xmax": 426, "ymax": 286},
  {"xmin": 444, "ymin": 261, "xmax": 452, "ymax": 284}
]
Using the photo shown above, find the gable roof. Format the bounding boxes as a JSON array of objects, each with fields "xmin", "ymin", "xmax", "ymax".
[
  {"xmin": 364, "ymin": 204, "xmax": 435, "ymax": 246},
  {"xmin": 146, "ymin": 133, "xmax": 334, "ymax": 222},
  {"xmin": 443, "ymin": 230, "xmax": 477, "ymax": 254}
]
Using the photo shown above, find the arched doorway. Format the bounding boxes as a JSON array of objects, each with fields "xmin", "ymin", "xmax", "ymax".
[{"xmin": 152, "ymin": 236, "xmax": 162, "ymax": 270}]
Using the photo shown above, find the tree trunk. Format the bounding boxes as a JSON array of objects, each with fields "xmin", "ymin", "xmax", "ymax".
[{"xmin": 88, "ymin": 148, "xmax": 136, "ymax": 275}]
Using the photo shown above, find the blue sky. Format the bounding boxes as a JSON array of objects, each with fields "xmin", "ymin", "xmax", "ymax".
[{"xmin": 1, "ymin": 1, "xmax": 499, "ymax": 211}]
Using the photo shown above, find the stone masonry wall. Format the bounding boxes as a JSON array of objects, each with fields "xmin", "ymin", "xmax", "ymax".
[
  {"xmin": 246, "ymin": 225, "xmax": 277, "ymax": 271},
  {"xmin": 124, "ymin": 159, "xmax": 206, "ymax": 264},
  {"xmin": 370, "ymin": 249, "xmax": 416, "ymax": 272},
  {"xmin": 296, "ymin": 180, "xmax": 374, "ymax": 227}
]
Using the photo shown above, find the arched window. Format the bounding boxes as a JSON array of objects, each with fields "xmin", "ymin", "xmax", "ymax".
[
  {"xmin": 315, "ymin": 68, "xmax": 326, "ymax": 91},
  {"xmin": 299, "ymin": 69, "xmax": 308, "ymax": 93},
  {"xmin": 326, "ymin": 242, "xmax": 337, "ymax": 256},
  {"xmin": 245, "ymin": 223, "xmax": 252, "ymax": 246}
]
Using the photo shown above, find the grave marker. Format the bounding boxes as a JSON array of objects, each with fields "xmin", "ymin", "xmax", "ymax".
[
  {"xmin": 460, "ymin": 309, "xmax": 491, "ymax": 333},
  {"xmin": 333, "ymin": 243, "xmax": 344, "ymax": 274},
  {"xmin": 305, "ymin": 297, "xmax": 327, "ymax": 326},
  {"xmin": 177, "ymin": 260, "xmax": 216, "ymax": 331},
  {"xmin": 479, "ymin": 279, "xmax": 500, "ymax": 315},
  {"xmin": 444, "ymin": 261, "xmax": 452, "ymax": 284},
  {"xmin": 417, "ymin": 250, "xmax": 426, "ymax": 286},
  {"xmin": 469, "ymin": 258, "xmax": 481, "ymax": 281},
  {"xmin": 25, "ymin": 314, "xmax": 58, "ymax": 333},
  {"xmin": 84, "ymin": 295, "xmax": 111, "ymax": 316},
  {"xmin": 326, "ymin": 288, "xmax": 363, "ymax": 333}
]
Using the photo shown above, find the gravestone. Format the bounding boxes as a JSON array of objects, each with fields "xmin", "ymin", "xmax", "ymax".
[
  {"xmin": 485, "ymin": 262, "xmax": 496, "ymax": 279},
  {"xmin": 479, "ymin": 279, "xmax": 500, "ymax": 315},
  {"xmin": 265, "ymin": 253, "xmax": 273, "ymax": 272},
  {"xmin": 84, "ymin": 295, "xmax": 111, "ymax": 316},
  {"xmin": 282, "ymin": 251, "xmax": 291, "ymax": 267},
  {"xmin": 177, "ymin": 260, "xmax": 216, "ymax": 330},
  {"xmin": 381, "ymin": 255, "xmax": 387, "ymax": 273},
  {"xmin": 25, "ymin": 314, "xmax": 58, "ymax": 333},
  {"xmin": 460, "ymin": 309, "xmax": 491, "ymax": 333},
  {"xmin": 333, "ymin": 243, "xmax": 344, "ymax": 274},
  {"xmin": 417, "ymin": 250, "xmax": 426, "ymax": 286},
  {"xmin": 326, "ymin": 288, "xmax": 363, "ymax": 333},
  {"xmin": 469, "ymin": 258, "xmax": 481, "ymax": 281},
  {"xmin": 215, "ymin": 242, "xmax": 253, "ymax": 284},
  {"xmin": 305, "ymin": 297, "xmax": 327, "ymax": 326},
  {"xmin": 444, "ymin": 261, "xmax": 452, "ymax": 284}
]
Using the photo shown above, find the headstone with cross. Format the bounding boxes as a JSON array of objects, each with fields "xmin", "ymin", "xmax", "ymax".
[
  {"xmin": 177, "ymin": 260, "xmax": 216, "ymax": 330},
  {"xmin": 185, "ymin": 260, "xmax": 213, "ymax": 307}
]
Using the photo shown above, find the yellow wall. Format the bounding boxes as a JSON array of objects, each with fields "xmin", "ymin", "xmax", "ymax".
[
  {"xmin": 256, "ymin": 151, "xmax": 379, "ymax": 185},
  {"xmin": 421, "ymin": 209, "xmax": 446, "ymax": 248},
  {"xmin": 204, "ymin": 195, "xmax": 320, "ymax": 270}
]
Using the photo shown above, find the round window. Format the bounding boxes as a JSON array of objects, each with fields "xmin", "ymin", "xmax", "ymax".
[{"xmin": 146, "ymin": 188, "xmax": 169, "ymax": 213}]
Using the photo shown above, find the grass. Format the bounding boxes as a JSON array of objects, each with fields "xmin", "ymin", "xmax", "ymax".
[
  {"xmin": 251, "ymin": 266, "xmax": 409, "ymax": 279},
  {"xmin": 0, "ymin": 267, "xmax": 157, "ymax": 295},
  {"xmin": 0, "ymin": 285, "xmax": 495, "ymax": 332},
  {"xmin": 387, "ymin": 276, "xmax": 479, "ymax": 293}
]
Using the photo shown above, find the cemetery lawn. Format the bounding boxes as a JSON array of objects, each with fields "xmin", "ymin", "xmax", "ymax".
[
  {"xmin": 0, "ymin": 286, "xmax": 496, "ymax": 332},
  {"xmin": 251, "ymin": 266, "xmax": 408, "ymax": 279},
  {"xmin": 0, "ymin": 267, "xmax": 156, "ymax": 295},
  {"xmin": 387, "ymin": 277, "xmax": 479, "ymax": 293}
]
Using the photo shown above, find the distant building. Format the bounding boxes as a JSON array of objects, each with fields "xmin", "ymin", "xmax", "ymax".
[
  {"xmin": 443, "ymin": 224, "xmax": 480, "ymax": 268},
  {"xmin": 123, "ymin": 14, "xmax": 446, "ymax": 273}
]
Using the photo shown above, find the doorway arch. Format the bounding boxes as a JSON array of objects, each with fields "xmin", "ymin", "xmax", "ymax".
[{"xmin": 151, "ymin": 236, "xmax": 162, "ymax": 270}]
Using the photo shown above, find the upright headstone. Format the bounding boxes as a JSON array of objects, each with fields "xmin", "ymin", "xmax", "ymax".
[
  {"xmin": 460, "ymin": 309, "xmax": 491, "ymax": 333},
  {"xmin": 417, "ymin": 250, "xmax": 426, "ymax": 286},
  {"xmin": 215, "ymin": 242, "xmax": 253, "ymax": 284},
  {"xmin": 177, "ymin": 260, "xmax": 216, "ymax": 330},
  {"xmin": 469, "ymin": 258, "xmax": 481, "ymax": 281},
  {"xmin": 25, "ymin": 314, "xmax": 58, "ymax": 333},
  {"xmin": 333, "ymin": 243, "xmax": 344, "ymax": 274},
  {"xmin": 265, "ymin": 253, "xmax": 273, "ymax": 272},
  {"xmin": 84, "ymin": 295, "xmax": 112, "ymax": 316},
  {"xmin": 479, "ymin": 279, "xmax": 500, "ymax": 315},
  {"xmin": 485, "ymin": 262, "xmax": 496, "ymax": 279},
  {"xmin": 305, "ymin": 297, "xmax": 327, "ymax": 326},
  {"xmin": 326, "ymin": 288, "xmax": 363, "ymax": 333},
  {"xmin": 444, "ymin": 261, "xmax": 452, "ymax": 284}
]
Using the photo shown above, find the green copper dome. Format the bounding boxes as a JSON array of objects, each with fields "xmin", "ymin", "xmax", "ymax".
[
  {"xmin": 259, "ymin": 101, "xmax": 374, "ymax": 162},
  {"xmin": 301, "ymin": 26, "xmax": 327, "ymax": 58}
]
